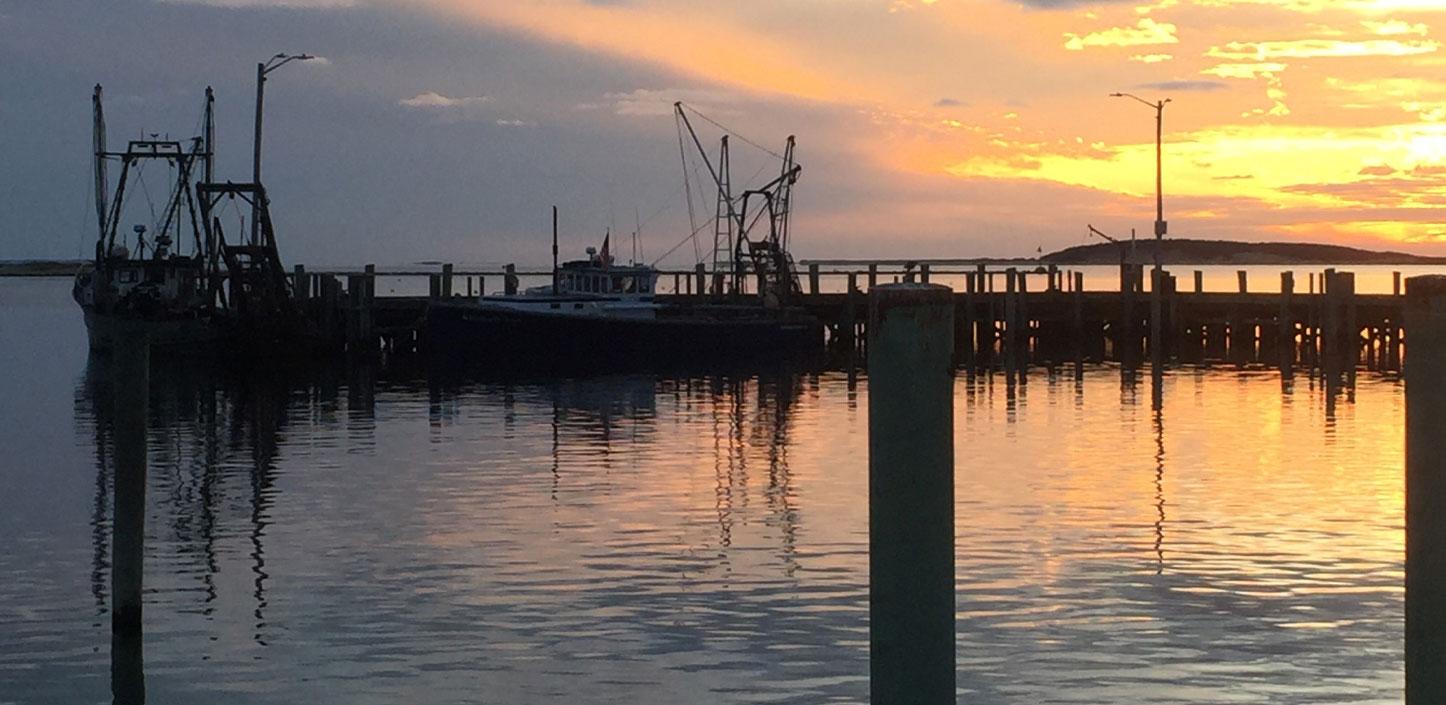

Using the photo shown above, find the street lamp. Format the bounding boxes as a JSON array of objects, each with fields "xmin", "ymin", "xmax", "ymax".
[
  {"xmin": 1112, "ymin": 92, "xmax": 1171, "ymax": 369},
  {"xmin": 252, "ymin": 53, "xmax": 315, "ymax": 245},
  {"xmin": 1110, "ymin": 93, "xmax": 1170, "ymax": 242}
]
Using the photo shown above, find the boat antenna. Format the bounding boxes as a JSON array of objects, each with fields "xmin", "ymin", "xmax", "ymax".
[{"xmin": 552, "ymin": 205, "xmax": 559, "ymax": 293}]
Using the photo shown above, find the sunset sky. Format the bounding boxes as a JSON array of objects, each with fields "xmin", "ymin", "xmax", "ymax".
[{"xmin": 3, "ymin": 0, "xmax": 1446, "ymax": 265}]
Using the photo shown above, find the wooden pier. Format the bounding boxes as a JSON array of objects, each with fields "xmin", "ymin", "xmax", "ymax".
[{"xmin": 296, "ymin": 262, "xmax": 1409, "ymax": 378}]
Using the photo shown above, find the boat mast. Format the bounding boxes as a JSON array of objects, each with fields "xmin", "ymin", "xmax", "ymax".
[
  {"xmin": 552, "ymin": 205, "xmax": 559, "ymax": 294},
  {"xmin": 92, "ymin": 85, "xmax": 108, "ymax": 256},
  {"xmin": 712, "ymin": 136, "xmax": 732, "ymax": 291},
  {"xmin": 204, "ymin": 86, "xmax": 215, "ymax": 185}
]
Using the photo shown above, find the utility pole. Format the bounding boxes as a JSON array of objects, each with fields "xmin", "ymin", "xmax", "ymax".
[
  {"xmin": 1113, "ymin": 93, "xmax": 1171, "ymax": 367},
  {"xmin": 251, "ymin": 53, "xmax": 314, "ymax": 246}
]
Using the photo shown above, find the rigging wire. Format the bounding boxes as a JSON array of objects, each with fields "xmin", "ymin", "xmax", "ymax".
[{"xmin": 678, "ymin": 101, "xmax": 786, "ymax": 161}]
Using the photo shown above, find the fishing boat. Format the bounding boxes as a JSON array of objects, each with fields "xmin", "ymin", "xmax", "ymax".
[
  {"xmin": 425, "ymin": 103, "xmax": 824, "ymax": 369},
  {"xmin": 425, "ymin": 238, "xmax": 822, "ymax": 369},
  {"xmin": 74, "ymin": 85, "xmax": 311, "ymax": 353}
]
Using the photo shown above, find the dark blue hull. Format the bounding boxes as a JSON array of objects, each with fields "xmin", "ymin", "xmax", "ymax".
[{"xmin": 423, "ymin": 302, "xmax": 824, "ymax": 372}]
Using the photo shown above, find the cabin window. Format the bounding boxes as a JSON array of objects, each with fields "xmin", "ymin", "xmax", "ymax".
[{"xmin": 118, "ymin": 270, "xmax": 137, "ymax": 284}]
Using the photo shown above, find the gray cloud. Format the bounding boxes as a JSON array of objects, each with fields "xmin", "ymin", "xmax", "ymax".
[{"xmin": 1135, "ymin": 80, "xmax": 1229, "ymax": 92}]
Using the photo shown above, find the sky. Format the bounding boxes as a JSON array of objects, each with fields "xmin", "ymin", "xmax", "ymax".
[{"xmin": 3, "ymin": 0, "xmax": 1446, "ymax": 267}]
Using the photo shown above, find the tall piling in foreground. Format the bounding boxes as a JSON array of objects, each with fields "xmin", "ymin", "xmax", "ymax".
[
  {"xmin": 112, "ymin": 331, "xmax": 148, "ymax": 704},
  {"xmin": 1407, "ymin": 275, "xmax": 1446, "ymax": 703},
  {"xmin": 113, "ymin": 332, "xmax": 148, "ymax": 636},
  {"xmin": 867, "ymin": 283, "xmax": 955, "ymax": 705}
]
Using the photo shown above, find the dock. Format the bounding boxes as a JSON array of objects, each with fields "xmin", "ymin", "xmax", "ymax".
[{"xmin": 293, "ymin": 261, "xmax": 1407, "ymax": 378}]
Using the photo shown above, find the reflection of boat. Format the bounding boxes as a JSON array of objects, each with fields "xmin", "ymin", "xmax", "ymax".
[
  {"xmin": 426, "ymin": 104, "xmax": 823, "ymax": 369},
  {"xmin": 74, "ymin": 85, "xmax": 310, "ymax": 353}
]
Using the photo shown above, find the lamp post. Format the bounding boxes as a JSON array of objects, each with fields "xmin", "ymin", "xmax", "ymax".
[
  {"xmin": 1110, "ymin": 93, "xmax": 1170, "ymax": 243},
  {"xmin": 1112, "ymin": 92, "xmax": 1171, "ymax": 370},
  {"xmin": 252, "ymin": 53, "xmax": 314, "ymax": 245}
]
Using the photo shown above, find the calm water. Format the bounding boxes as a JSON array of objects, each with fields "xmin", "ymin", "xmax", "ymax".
[{"xmin": 0, "ymin": 277, "xmax": 1404, "ymax": 704}]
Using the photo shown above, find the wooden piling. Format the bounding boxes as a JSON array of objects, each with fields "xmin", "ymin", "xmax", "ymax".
[
  {"xmin": 1004, "ymin": 267, "xmax": 1019, "ymax": 371},
  {"xmin": 868, "ymin": 263, "xmax": 879, "ymax": 289},
  {"xmin": 321, "ymin": 274, "xmax": 339, "ymax": 342},
  {"xmin": 1073, "ymin": 271, "xmax": 1085, "ymax": 370},
  {"xmin": 695, "ymin": 263, "xmax": 706, "ymax": 299},
  {"xmin": 292, "ymin": 264, "xmax": 308, "ymax": 299},
  {"xmin": 1396, "ymin": 271, "xmax": 1404, "ymax": 297},
  {"xmin": 809, "ymin": 263, "xmax": 821, "ymax": 296},
  {"xmin": 442, "ymin": 263, "xmax": 454, "ymax": 298},
  {"xmin": 1017, "ymin": 269, "xmax": 1030, "ymax": 370},
  {"xmin": 347, "ymin": 274, "xmax": 364, "ymax": 350},
  {"xmin": 959, "ymin": 272, "xmax": 976, "ymax": 367},
  {"xmin": 844, "ymin": 272, "xmax": 859, "ymax": 349},
  {"xmin": 1237, "ymin": 270, "xmax": 1248, "ymax": 294},
  {"xmin": 1406, "ymin": 275, "xmax": 1446, "ymax": 704},
  {"xmin": 112, "ymin": 332, "xmax": 148, "ymax": 642},
  {"xmin": 1150, "ymin": 267, "xmax": 1163, "ymax": 369},
  {"xmin": 504, "ymin": 263, "xmax": 518, "ymax": 296},
  {"xmin": 428, "ymin": 274, "xmax": 441, "ymax": 300},
  {"xmin": 919, "ymin": 262, "xmax": 931, "ymax": 284},
  {"xmin": 1119, "ymin": 263, "xmax": 1138, "ymax": 366},
  {"xmin": 111, "ymin": 329, "xmax": 148, "ymax": 704},
  {"xmin": 1345, "ymin": 272, "xmax": 1358, "ymax": 387},
  {"xmin": 713, "ymin": 271, "xmax": 725, "ymax": 298},
  {"xmin": 867, "ymin": 283, "xmax": 955, "ymax": 705},
  {"xmin": 1047, "ymin": 264, "xmax": 1059, "ymax": 292},
  {"xmin": 1194, "ymin": 270, "xmax": 1203, "ymax": 294},
  {"xmin": 976, "ymin": 263, "xmax": 987, "ymax": 293},
  {"xmin": 1279, "ymin": 272, "xmax": 1294, "ymax": 377}
]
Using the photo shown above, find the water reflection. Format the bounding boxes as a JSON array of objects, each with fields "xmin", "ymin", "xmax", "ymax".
[{"xmin": 48, "ymin": 342, "xmax": 1404, "ymax": 705}]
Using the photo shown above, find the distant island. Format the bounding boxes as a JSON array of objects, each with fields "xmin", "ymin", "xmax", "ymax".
[
  {"xmin": 6, "ymin": 239, "xmax": 1446, "ymax": 277},
  {"xmin": 0, "ymin": 259, "xmax": 87, "ymax": 276},
  {"xmin": 805, "ymin": 238, "xmax": 1446, "ymax": 267},
  {"xmin": 1042, "ymin": 239, "xmax": 1446, "ymax": 265}
]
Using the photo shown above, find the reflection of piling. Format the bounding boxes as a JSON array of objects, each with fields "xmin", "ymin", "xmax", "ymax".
[
  {"xmin": 867, "ymin": 283, "xmax": 955, "ymax": 705},
  {"xmin": 1406, "ymin": 275, "xmax": 1446, "ymax": 703}
]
